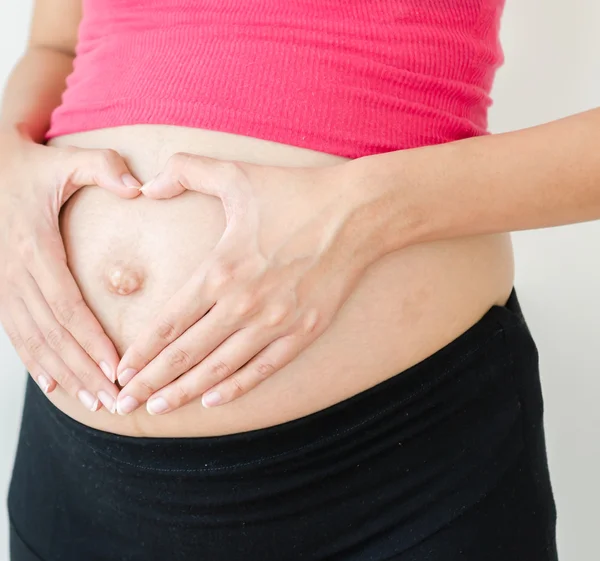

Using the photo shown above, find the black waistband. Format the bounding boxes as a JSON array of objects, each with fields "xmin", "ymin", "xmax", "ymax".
[{"xmin": 33, "ymin": 287, "xmax": 526, "ymax": 473}]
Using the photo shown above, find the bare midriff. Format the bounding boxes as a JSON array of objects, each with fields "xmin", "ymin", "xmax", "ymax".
[{"xmin": 46, "ymin": 124, "xmax": 515, "ymax": 437}]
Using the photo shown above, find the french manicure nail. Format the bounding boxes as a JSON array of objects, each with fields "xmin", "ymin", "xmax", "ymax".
[
  {"xmin": 121, "ymin": 173, "xmax": 141, "ymax": 188},
  {"xmin": 37, "ymin": 374, "xmax": 51, "ymax": 394},
  {"xmin": 139, "ymin": 174, "xmax": 159, "ymax": 193},
  {"xmin": 147, "ymin": 397, "xmax": 170, "ymax": 415},
  {"xmin": 78, "ymin": 389, "xmax": 99, "ymax": 412},
  {"xmin": 117, "ymin": 395, "xmax": 139, "ymax": 416},
  {"xmin": 118, "ymin": 368, "xmax": 137, "ymax": 386},
  {"xmin": 100, "ymin": 361, "xmax": 115, "ymax": 382},
  {"xmin": 97, "ymin": 391, "xmax": 116, "ymax": 414},
  {"xmin": 202, "ymin": 391, "xmax": 222, "ymax": 408}
]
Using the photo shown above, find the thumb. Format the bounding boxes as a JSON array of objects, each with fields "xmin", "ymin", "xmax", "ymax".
[
  {"xmin": 139, "ymin": 172, "xmax": 186, "ymax": 199},
  {"xmin": 58, "ymin": 147, "xmax": 142, "ymax": 200},
  {"xmin": 139, "ymin": 153, "xmax": 238, "ymax": 200}
]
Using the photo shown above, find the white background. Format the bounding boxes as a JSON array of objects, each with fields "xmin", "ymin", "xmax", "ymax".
[{"xmin": 1, "ymin": 1, "xmax": 599, "ymax": 560}]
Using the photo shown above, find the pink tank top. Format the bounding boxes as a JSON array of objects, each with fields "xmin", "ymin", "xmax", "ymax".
[{"xmin": 47, "ymin": 0, "xmax": 506, "ymax": 158}]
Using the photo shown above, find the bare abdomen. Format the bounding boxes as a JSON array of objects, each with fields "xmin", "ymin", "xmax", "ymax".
[{"xmin": 47, "ymin": 124, "xmax": 515, "ymax": 437}]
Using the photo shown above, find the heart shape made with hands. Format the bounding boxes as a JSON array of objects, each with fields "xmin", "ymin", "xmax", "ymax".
[{"xmin": 112, "ymin": 152, "xmax": 368, "ymax": 417}]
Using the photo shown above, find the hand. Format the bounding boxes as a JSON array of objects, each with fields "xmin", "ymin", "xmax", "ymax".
[
  {"xmin": 116, "ymin": 153, "xmax": 369, "ymax": 415},
  {"xmin": 0, "ymin": 127, "xmax": 141, "ymax": 412}
]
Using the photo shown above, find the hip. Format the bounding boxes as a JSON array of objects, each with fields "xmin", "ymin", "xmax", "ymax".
[
  {"xmin": 47, "ymin": 125, "xmax": 514, "ymax": 437},
  {"xmin": 8, "ymin": 288, "xmax": 558, "ymax": 560}
]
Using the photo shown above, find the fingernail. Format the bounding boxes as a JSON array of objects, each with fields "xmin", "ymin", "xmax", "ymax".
[
  {"xmin": 118, "ymin": 368, "xmax": 137, "ymax": 386},
  {"xmin": 139, "ymin": 174, "xmax": 158, "ymax": 194},
  {"xmin": 202, "ymin": 391, "xmax": 222, "ymax": 408},
  {"xmin": 37, "ymin": 374, "xmax": 51, "ymax": 394},
  {"xmin": 100, "ymin": 361, "xmax": 115, "ymax": 382},
  {"xmin": 97, "ymin": 391, "xmax": 116, "ymax": 414},
  {"xmin": 147, "ymin": 397, "xmax": 170, "ymax": 415},
  {"xmin": 78, "ymin": 389, "xmax": 99, "ymax": 412},
  {"xmin": 117, "ymin": 395, "xmax": 139, "ymax": 416},
  {"xmin": 121, "ymin": 173, "xmax": 141, "ymax": 188}
]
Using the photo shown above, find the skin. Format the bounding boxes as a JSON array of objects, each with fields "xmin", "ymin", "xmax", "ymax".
[
  {"xmin": 115, "ymin": 156, "xmax": 363, "ymax": 415},
  {"xmin": 2, "ymin": 1, "xmax": 598, "ymax": 421},
  {"xmin": 113, "ymin": 105, "xmax": 600, "ymax": 416},
  {"xmin": 0, "ymin": 0, "xmax": 142, "ymax": 412},
  {"xmin": 47, "ymin": 124, "xmax": 513, "ymax": 436}
]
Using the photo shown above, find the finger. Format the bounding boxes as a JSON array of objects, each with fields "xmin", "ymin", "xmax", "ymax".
[
  {"xmin": 27, "ymin": 237, "xmax": 121, "ymax": 383},
  {"xmin": 143, "ymin": 326, "xmax": 275, "ymax": 415},
  {"xmin": 140, "ymin": 152, "xmax": 242, "ymax": 200},
  {"xmin": 28, "ymin": 363, "xmax": 57, "ymax": 395},
  {"xmin": 56, "ymin": 147, "xmax": 142, "ymax": 200},
  {"xmin": 9, "ymin": 297, "xmax": 102, "ymax": 412},
  {"xmin": 201, "ymin": 334, "xmax": 306, "ymax": 408},
  {"xmin": 0, "ymin": 314, "xmax": 57, "ymax": 394},
  {"xmin": 22, "ymin": 349, "xmax": 58, "ymax": 394},
  {"xmin": 116, "ymin": 267, "xmax": 217, "ymax": 386},
  {"xmin": 116, "ymin": 303, "xmax": 238, "ymax": 415},
  {"xmin": 22, "ymin": 271, "xmax": 119, "ymax": 412}
]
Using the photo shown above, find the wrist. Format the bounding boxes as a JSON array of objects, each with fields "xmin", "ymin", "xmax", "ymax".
[
  {"xmin": 0, "ymin": 120, "xmax": 46, "ymax": 148},
  {"xmin": 0, "ymin": 124, "xmax": 44, "ymax": 173},
  {"xmin": 0, "ymin": 122, "xmax": 35, "ymax": 150},
  {"xmin": 338, "ymin": 151, "xmax": 428, "ymax": 267}
]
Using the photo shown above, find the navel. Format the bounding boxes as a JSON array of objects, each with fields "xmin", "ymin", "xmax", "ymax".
[{"xmin": 105, "ymin": 264, "xmax": 145, "ymax": 295}]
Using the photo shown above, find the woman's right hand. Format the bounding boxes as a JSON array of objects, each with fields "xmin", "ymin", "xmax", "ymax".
[{"xmin": 0, "ymin": 127, "xmax": 141, "ymax": 413}]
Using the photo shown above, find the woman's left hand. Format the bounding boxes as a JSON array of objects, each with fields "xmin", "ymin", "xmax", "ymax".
[{"xmin": 115, "ymin": 153, "xmax": 373, "ymax": 415}]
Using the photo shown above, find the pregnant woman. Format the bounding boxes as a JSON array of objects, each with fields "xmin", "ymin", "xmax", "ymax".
[{"xmin": 7, "ymin": 0, "xmax": 599, "ymax": 559}]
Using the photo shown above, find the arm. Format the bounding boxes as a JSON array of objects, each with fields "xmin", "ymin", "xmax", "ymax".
[
  {"xmin": 0, "ymin": 0, "xmax": 140, "ymax": 412},
  {"xmin": 113, "ymin": 96, "xmax": 600, "ymax": 415},
  {"xmin": 1, "ymin": 0, "xmax": 82, "ymax": 140},
  {"xmin": 343, "ymin": 107, "xmax": 600, "ymax": 264}
]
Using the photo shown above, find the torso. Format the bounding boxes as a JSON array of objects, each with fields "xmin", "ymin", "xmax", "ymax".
[{"xmin": 47, "ymin": 124, "xmax": 514, "ymax": 437}]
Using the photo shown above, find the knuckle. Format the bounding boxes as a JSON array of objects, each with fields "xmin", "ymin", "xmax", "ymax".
[
  {"xmin": 165, "ymin": 152, "xmax": 191, "ymax": 175},
  {"xmin": 173, "ymin": 383, "xmax": 192, "ymax": 407},
  {"xmin": 164, "ymin": 345, "xmax": 192, "ymax": 370},
  {"xmin": 73, "ymin": 367, "xmax": 96, "ymax": 387},
  {"xmin": 45, "ymin": 326, "xmax": 66, "ymax": 350},
  {"xmin": 3, "ymin": 325, "xmax": 23, "ymax": 350},
  {"xmin": 24, "ymin": 333, "xmax": 45, "ymax": 357},
  {"xmin": 52, "ymin": 298, "xmax": 82, "ymax": 327},
  {"xmin": 78, "ymin": 336, "xmax": 95, "ymax": 355},
  {"xmin": 301, "ymin": 308, "xmax": 322, "ymax": 335},
  {"xmin": 156, "ymin": 319, "xmax": 178, "ymax": 342},
  {"xmin": 126, "ymin": 346, "xmax": 151, "ymax": 369},
  {"xmin": 207, "ymin": 262, "xmax": 236, "ymax": 291},
  {"xmin": 98, "ymin": 148, "xmax": 120, "ymax": 168},
  {"xmin": 253, "ymin": 360, "xmax": 276, "ymax": 381},
  {"xmin": 230, "ymin": 375, "xmax": 245, "ymax": 396},
  {"xmin": 137, "ymin": 379, "xmax": 158, "ymax": 397},
  {"xmin": 208, "ymin": 359, "xmax": 231, "ymax": 381},
  {"xmin": 48, "ymin": 368, "xmax": 66, "ymax": 387},
  {"xmin": 264, "ymin": 302, "xmax": 294, "ymax": 327},
  {"xmin": 234, "ymin": 293, "xmax": 259, "ymax": 318},
  {"xmin": 53, "ymin": 370, "xmax": 77, "ymax": 393}
]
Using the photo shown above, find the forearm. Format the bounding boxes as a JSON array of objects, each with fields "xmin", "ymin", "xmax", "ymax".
[
  {"xmin": 343, "ymin": 107, "xmax": 600, "ymax": 264},
  {"xmin": 0, "ymin": 46, "xmax": 74, "ymax": 143}
]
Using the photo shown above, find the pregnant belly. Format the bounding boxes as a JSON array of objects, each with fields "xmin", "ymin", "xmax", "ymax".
[{"xmin": 47, "ymin": 125, "xmax": 515, "ymax": 437}]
